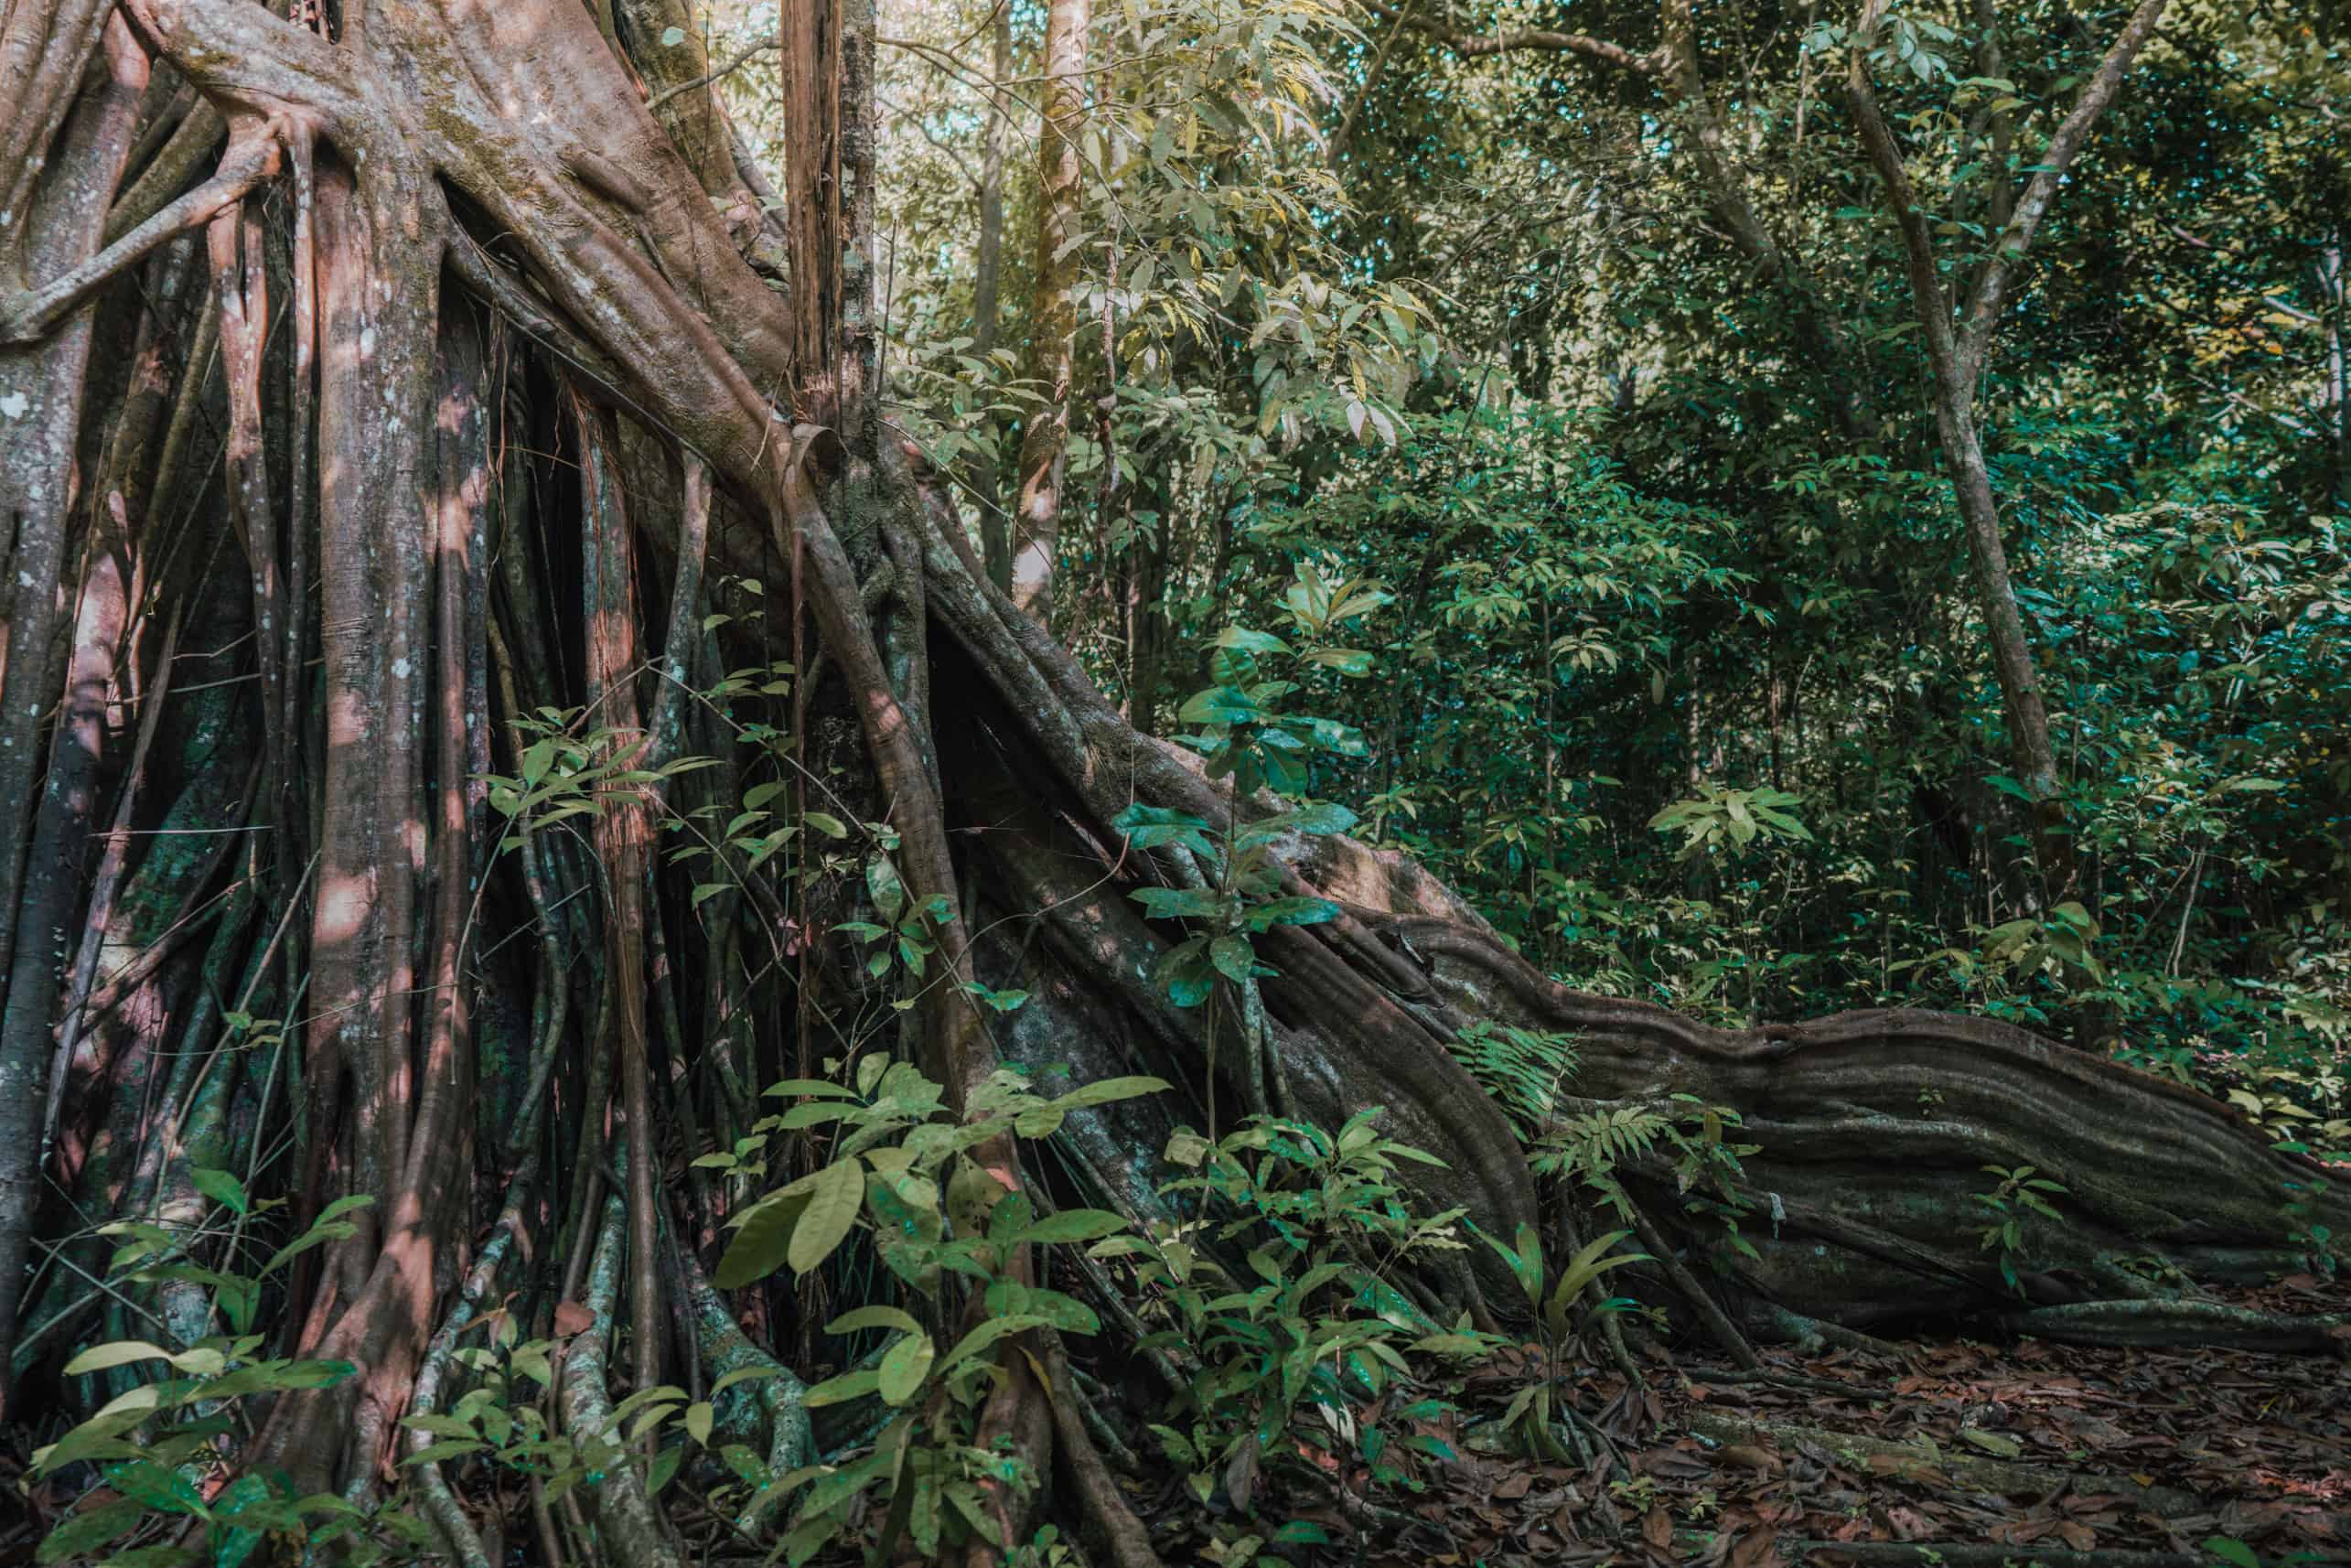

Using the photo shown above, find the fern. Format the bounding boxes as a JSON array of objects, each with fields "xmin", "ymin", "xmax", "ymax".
[
  {"xmin": 1448, "ymin": 1021, "xmax": 1582, "ymax": 1138},
  {"xmin": 1532, "ymin": 1106, "xmax": 1667, "ymax": 1219}
]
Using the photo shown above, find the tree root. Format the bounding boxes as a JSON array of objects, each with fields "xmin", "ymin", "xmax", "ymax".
[
  {"xmin": 1043, "ymin": 1336, "xmax": 1164, "ymax": 1568},
  {"xmin": 676, "ymin": 1245, "xmax": 813, "ymax": 1535},
  {"xmin": 1626, "ymin": 1195, "xmax": 1760, "ymax": 1369},
  {"xmin": 558, "ymin": 1197, "xmax": 683, "ymax": 1568},
  {"xmin": 1778, "ymin": 1545, "xmax": 2208, "ymax": 1568},
  {"xmin": 1997, "ymin": 1297, "xmax": 2351, "ymax": 1352},
  {"xmin": 410, "ymin": 1172, "xmax": 536, "ymax": 1568},
  {"xmin": 1682, "ymin": 1410, "xmax": 2203, "ymax": 1518}
]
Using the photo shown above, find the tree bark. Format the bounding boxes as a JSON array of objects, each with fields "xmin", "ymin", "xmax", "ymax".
[
  {"xmin": 971, "ymin": 1, "xmax": 1012, "ymax": 590},
  {"xmin": 1848, "ymin": 0, "xmax": 2167, "ymax": 907},
  {"xmin": 1011, "ymin": 0, "xmax": 1090, "ymax": 620},
  {"xmin": 0, "ymin": 1, "xmax": 2339, "ymax": 1549}
]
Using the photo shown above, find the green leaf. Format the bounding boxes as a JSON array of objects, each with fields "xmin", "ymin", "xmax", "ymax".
[
  {"xmin": 1050, "ymin": 1075, "xmax": 1170, "ymax": 1110},
  {"xmin": 38, "ymin": 1499, "xmax": 148, "ymax": 1564},
  {"xmin": 1015, "ymin": 1209, "xmax": 1131, "ymax": 1245},
  {"xmin": 878, "ymin": 1333, "xmax": 935, "ymax": 1405},
  {"xmin": 865, "ymin": 855, "xmax": 907, "ymax": 923},
  {"xmin": 1272, "ymin": 801, "xmax": 1358, "ymax": 837},
  {"xmin": 402, "ymin": 1439, "xmax": 488, "ymax": 1467},
  {"xmin": 936, "ymin": 1315, "xmax": 1051, "ymax": 1375},
  {"xmin": 1211, "ymin": 627, "xmax": 1293, "ymax": 655},
  {"xmin": 1178, "ymin": 686, "xmax": 1261, "ymax": 726},
  {"xmin": 826, "ymin": 1305, "xmax": 924, "ymax": 1337},
  {"xmin": 61, "ymin": 1341, "xmax": 178, "ymax": 1378},
  {"xmin": 714, "ymin": 1185, "xmax": 814, "ymax": 1288},
  {"xmin": 1131, "ymin": 886, "xmax": 1221, "ymax": 920},
  {"xmin": 1244, "ymin": 896, "xmax": 1339, "ymax": 931},
  {"xmin": 789, "ymin": 1156, "xmax": 866, "ymax": 1276},
  {"xmin": 1210, "ymin": 934, "xmax": 1256, "ymax": 983},
  {"xmin": 804, "ymin": 1368, "xmax": 883, "ymax": 1407},
  {"xmin": 763, "ymin": 1078, "xmax": 862, "ymax": 1099},
  {"xmin": 1111, "ymin": 804, "xmax": 1216, "ymax": 856},
  {"xmin": 804, "ymin": 811, "xmax": 849, "ymax": 839},
  {"xmin": 190, "ymin": 1167, "xmax": 249, "ymax": 1215}
]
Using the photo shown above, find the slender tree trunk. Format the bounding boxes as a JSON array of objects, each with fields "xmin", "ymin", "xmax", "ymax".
[
  {"xmin": 1011, "ymin": 0, "xmax": 1090, "ymax": 620},
  {"xmin": 1936, "ymin": 400, "xmax": 2074, "ymax": 900},
  {"xmin": 2320, "ymin": 234, "xmax": 2347, "ymax": 506},
  {"xmin": 971, "ymin": 3, "xmax": 1012, "ymax": 590}
]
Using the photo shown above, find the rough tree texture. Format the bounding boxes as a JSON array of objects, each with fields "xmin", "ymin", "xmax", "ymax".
[{"xmin": 0, "ymin": 5, "xmax": 2342, "ymax": 1563}]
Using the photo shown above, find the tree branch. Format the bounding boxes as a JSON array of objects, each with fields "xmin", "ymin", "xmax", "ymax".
[
  {"xmin": 1956, "ymin": 0, "xmax": 2169, "ymax": 384},
  {"xmin": 1846, "ymin": 0, "xmax": 1965, "ymax": 401},
  {"xmin": 0, "ymin": 131, "xmax": 277, "ymax": 347},
  {"xmin": 1359, "ymin": 0, "xmax": 1662, "ymax": 73}
]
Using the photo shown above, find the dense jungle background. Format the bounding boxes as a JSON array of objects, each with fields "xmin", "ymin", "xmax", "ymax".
[{"xmin": 1, "ymin": 0, "xmax": 2347, "ymax": 1563}]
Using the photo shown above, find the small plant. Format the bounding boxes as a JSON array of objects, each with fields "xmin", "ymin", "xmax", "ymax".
[
  {"xmin": 1470, "ymin": 1220, "xmax": 1645, "ymax": 1459},
  {"xmin": 27, "ymin": 1194, "xmax": 426, "ymax": 1566},
  {"xmin": 1115, "ymin": 564, "xmax": 1390, "ymax": 1128},
  {"xmin": 2281, "ymin": 1176, "xmax": 2338, "ymax": 1281},
  {"xmin": 1093, "ymin": 1109, "xmax": 1472, "ymax": 1522},
  {"xmin": 1448, "ymin": 1020, "xmax": 1582, "ymax": 1138},
  {"xmin": 1647, "ymin": 784, "xmax": 1813, "ymax": 860},
  {"xmin": 714, "ymin": 1057, "xmax": 1166, "ymax": 1563},
  {"xmin": 1972, "ymin": 1164, "xmax": 2067, "ymax": 1296}
]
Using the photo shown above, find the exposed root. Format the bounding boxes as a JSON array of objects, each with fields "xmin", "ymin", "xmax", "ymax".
[
  {"xmin": 1682, "ymin": 1409, "xmax": 2203, "ymax": 1517},
  {"xmin": 410, "ymin": 1172, "xmax": 538, "ymax": 1568},
  {"xmin": 1043, "ymin": 1336, "xmax": 1164, "ymax": 1568},
  {"xmin": 1626, "ymin": 1195, "xmax": 1760, "ymax": 1369},
  {"xmin": 1997, "ymin": 1296, "xmax": 2351, "ymax": 1352},
  {"xmin": 558, "ymin": 1197, "xmax": 683, "ymax": 1568}
]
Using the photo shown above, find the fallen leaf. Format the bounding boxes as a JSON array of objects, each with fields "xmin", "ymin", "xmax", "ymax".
[
  {"xmin": 553, "ymin": 1300, "xmax": 593, "ymax": 1336},
  {"xmin": 1885, "ymin": 1506, "xmax": 1937, "ymax": 1541}
]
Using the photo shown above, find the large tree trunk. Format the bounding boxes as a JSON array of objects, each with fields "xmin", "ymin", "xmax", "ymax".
[{"xmin": 0, "ymin": 1, "xmax": 2340, "ymax": 1556}]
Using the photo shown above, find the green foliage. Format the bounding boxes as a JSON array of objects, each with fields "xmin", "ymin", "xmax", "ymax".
[
  {"xmin": 28, "ymin": 1195, "xmax": 418, "ymax": 1566},
  {"xmin": 1470, "ymin": 1221, "xmax": 1645, "ymax": 1460},
  {"xmin": 1445, "ymin": 1020, "xmax": 1582, "ymax": 1139},
  {"xmin": 714, "ymin": 1058, "xmax": 1164, "ymax": 1563},
  {"xmin": 1096, "ymin": 1110, "xmax": 1474, "ymax": 1527},
  {"xmin": 1972, "ymin": 1165, "xmax": 2069, "ymax": 1297},
  {"xmin": 1648, "ymin": 786, "xmax": 1814, "ymax": 861}
]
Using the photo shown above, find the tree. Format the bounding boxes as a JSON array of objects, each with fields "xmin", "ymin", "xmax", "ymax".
[
  {"xmin": 1011, "ymin": 0, "xmax": 1088, "ymax": 618},
  {"xmin": 1846, "ymin": 0, "xmax": 2170, "ymax": 907},
  {"xmin": 0, "ymin": 0, "xmax": 2341, "ymax": 1562}
]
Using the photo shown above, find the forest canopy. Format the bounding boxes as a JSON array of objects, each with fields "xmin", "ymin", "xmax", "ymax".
[{"xmin": 0, "ymin": 0, "xmax": 2346, "ymax": 1564}]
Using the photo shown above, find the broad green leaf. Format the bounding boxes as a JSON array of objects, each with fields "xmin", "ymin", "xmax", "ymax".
[
  {"xmin": 1014, "ymin": 1209, "xmax": 1130, "ymax": 1245},
  {"xmin": 189, "ymin": 1167, "xmax": 249, "ymax": 1216},
  {"xmin": 878, "ymin": 1333, "xmax": 935, "ymax": 1405},
  {"xmin": 789, "ymin": 1156, "xmax": 866, "ymax": 1276}
]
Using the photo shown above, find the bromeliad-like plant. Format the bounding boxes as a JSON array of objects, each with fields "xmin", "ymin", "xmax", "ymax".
[{"xmin": 1469, "ymin": 1221, "xmax": 1646, "ymax": 1461}]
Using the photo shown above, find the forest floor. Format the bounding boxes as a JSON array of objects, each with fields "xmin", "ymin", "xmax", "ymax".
[{"xmin": 1136, "ymin": 1277, "xmax": 2351, "ymax": 1568}]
